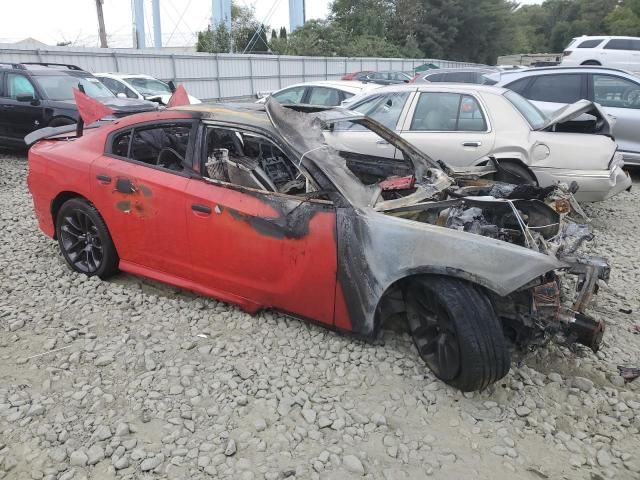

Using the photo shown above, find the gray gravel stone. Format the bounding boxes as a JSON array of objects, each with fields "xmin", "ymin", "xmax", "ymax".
[{"xmin": 343, "ymin": 454, "xmax": 365, "ymax": 475}]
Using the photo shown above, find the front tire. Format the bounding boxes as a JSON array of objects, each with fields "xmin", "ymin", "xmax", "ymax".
[
  {"xmin": 55, "ymin": 198, "xmax": 119, "ymax": 278},
  {"xmin": 405, "ymin": 277, "xmax": 510, "ymax": 391},
  {"xmin": 581, "ymin": 60, "xmax": 601, "ymax": 66}
]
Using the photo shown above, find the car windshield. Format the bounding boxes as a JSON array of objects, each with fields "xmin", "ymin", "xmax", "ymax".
[
  {"xmin": 124, "ymin": 77, "xmax": 172, "ymax": 96},
  {"xmin": 36, "ymin": 74, "xmax": 115, "ymax": 100},
  {"xmin": 503, "ymin": 90, "xmax": 547, "ymax": 129}
]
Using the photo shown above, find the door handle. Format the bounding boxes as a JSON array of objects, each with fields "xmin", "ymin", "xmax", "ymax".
[
  {"xmin": 462, "ymin": 141, "xmax": 482, "ymax": 147},
  {"xmin": 191, "ymin": 204, "xmax": 212, "ymax": 215},
  {"xmin": 115, "ymin": 177, "xmax": 136, "ymax": 194},
  {"xmin": 96, "ymin": 174, "xmax": 112, "ymax": 184},
  {"xmin": 376, "ymin": 139, "xmax": 389, "ymax": 145}
]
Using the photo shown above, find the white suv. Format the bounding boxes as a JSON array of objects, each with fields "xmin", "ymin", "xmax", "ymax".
[{"xmin": 561, "ymin": 36, "xmax": 640, "ymax": 72}]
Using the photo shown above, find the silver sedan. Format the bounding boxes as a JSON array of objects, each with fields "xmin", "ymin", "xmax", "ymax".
[{"xmin": 326, "ymin": 84, "xmax": 630, "ymax": 202}]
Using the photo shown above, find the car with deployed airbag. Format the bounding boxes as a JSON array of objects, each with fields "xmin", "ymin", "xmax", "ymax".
[{"xmin": 26, "ymin": 99, "xmax": 610, "ymax": 392}]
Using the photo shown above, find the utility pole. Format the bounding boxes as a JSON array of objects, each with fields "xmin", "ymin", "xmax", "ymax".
[{"xmin": 95, "ymin": 0, "xmax": 108, "ymax": 48}]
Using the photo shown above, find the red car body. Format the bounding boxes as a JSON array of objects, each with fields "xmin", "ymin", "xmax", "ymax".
[
  {"xmin": 27, "ymin": 107, "xmax": 355, "ymax": 330},
  {"xmin": 26, "ymin": 100, "xmax": 610, "ymax": 391},
  {"xmin": 341, "ymin": 71, "xmax": 374, "ymax": 81}
]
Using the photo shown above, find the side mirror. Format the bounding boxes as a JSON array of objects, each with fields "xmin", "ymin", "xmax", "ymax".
[
  {"xmin": 16, "ymin": 94, "xmax": 35, "ymax": 103},
  {"xmin": 116, "ymin": 92, "xmax": 127, "ymax": 99},
  {"xmin": 168, "ymin": 80, "xmax": 176, "ymax": 93}
]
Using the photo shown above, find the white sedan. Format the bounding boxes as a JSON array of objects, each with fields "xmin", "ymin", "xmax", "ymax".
[
  {"xmin": 256, "ymin": 80, "xmax": 381, "ymax": 107},
  {"xmin": 327, "ymin": 84, "xmax": 630, "ymax": 202},
  {"xmin": 95, "ymin": 73, "xmax": 201, "ymax": 105}
]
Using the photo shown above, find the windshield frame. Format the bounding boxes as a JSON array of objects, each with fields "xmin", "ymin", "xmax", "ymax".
[{"xmin": 265, "ymin": 99, "xmax": 451, "ymax": 210}]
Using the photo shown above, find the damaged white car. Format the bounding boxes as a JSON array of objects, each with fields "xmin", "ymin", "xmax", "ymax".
[{"xmin": 331, "ymin": 84, "xmax": 631, "ymax": 202}]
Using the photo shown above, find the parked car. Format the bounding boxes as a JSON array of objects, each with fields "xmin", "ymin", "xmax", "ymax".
[
  {"xmin": 26, "ymin": 99, "xmax": 609, "ymax": 391},
  {"xmin": 361, "ymin": 71, "xmax": 412, "ymax": 85},
  {"xmin": 329, "ymin": 83, "xmax": 630, "ymax": 202},
  {"xmin": 0, "ymin": 63, "xmax": 158, "ymax": 148},
  {"xmin": 256, "ymin": 81, "xmax": 381, "ymax": 107},
  {"xmin": 561, "ymin": 36, "xmax": 640, "ymax": 72},
  {"xmin": 342, "ymin": 71, "xmax": 374, "ymax": 81},
  {"xmin": 411, "ymin": 67, "xmax": 499, "ymax": 85},
  {"xmin": 95, "ymin": 72, "xmax": 201, "ymax": 105},
  {"xmin": 492, "ymin": 66, "xmax": 640, "ymax": 166}
]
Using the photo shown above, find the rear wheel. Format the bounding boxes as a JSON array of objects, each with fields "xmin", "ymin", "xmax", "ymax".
[
  {"xmin": 55, "ymin": 198, "xmax": 118, "ymax": 278},
  {"xmin": 495, "ymin": 161, "xmax": 537, "ymax": 185},
  {"xmin": 405, "ymin": 276, "xmax": 510, "ymax": 391}
]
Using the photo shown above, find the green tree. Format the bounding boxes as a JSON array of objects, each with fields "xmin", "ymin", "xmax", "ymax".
[
  {"xmin": 196, "ymin": 1, "xmax": 266, "ymax": 53},
  {"xmin": 605, "ymin": 4, "xmax": 640, "ymax": 36},
  {"xmin": 279, "ymin": 27, "xmax": 287, "ymax": 39}
]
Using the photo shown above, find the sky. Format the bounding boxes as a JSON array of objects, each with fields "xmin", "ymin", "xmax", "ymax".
[
  {"xmin": 0, "ymin": 0, "xmax": 331, "ymax": 48},
  {"xmin": 0, "ymin": 0, "xmax": 541, "ymax": 48}
]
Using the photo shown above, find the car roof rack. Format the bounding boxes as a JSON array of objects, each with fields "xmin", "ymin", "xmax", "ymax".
[
  {"xmin": 0, "ymin": 63, "xmax": 27, "ymax": 70},
  {"xmin": 500, "ymin": 65, "xmax": 633, "ymax": 75},
  {"xmin": 20, "ymin": 62, "xmax": 84, "ymax": 71}
]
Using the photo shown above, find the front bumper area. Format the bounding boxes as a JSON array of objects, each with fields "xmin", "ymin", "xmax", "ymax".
[{"xmin": 533, "ymin": 255, "xmax": 610, "ymax": 352}]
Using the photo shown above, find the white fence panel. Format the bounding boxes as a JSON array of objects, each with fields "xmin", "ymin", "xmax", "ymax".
[{"xmin": 0, "ymin": 44, "xmax": 484, "ymax": 100}]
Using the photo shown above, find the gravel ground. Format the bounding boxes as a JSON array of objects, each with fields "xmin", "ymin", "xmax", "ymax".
[{"xmin": 1, "ymin": 152, "xmax": 639, "ymax": 480}]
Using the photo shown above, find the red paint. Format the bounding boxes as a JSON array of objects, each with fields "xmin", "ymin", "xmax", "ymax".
[
  {"xmin": 167, "ymin": 85, "xmax": 190, "ymax": 107},
  {"xmin": 379, "ymin": 175, "xmax": 415, "ymax": 191},
  {"xmin": 73, "ymin": 88, "xmax": 114, "ymax": 124},
  {"xmin": 27, "ymin": 109, "xmax": 349, "ymax": 331}
]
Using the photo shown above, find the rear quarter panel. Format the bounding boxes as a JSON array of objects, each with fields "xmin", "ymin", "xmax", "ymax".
[{"xmin": 27, "ymin": 129, "xmax": 104, "ymax": 238}]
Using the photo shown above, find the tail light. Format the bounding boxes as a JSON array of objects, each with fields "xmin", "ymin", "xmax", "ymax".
[
  {"xmin": 563, "ymin": 50, "xmax": 572, "ymax": 57},
  {"xmin": 409, "ymin": 74, "xmax": 419, "ymax": 83}
]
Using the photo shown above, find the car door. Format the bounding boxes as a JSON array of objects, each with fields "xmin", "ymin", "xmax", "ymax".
[
  {"xmin": 90, "ymin": 120, "xmax": 195, "ymax": 280},
  {"xmin": 631, "ymin": 39, "xmax": 640, "ymax": 73},
  {"xmin": 602, "ymin": 39, "xmax": 634, "ymax": 70},
  {"xmin": 399, "ymin": 91, "xmax": 495, "ymax": 167},
  {"xmin": 520, "ymin": 73, "xmax": 587, "ymax": 117},
  {"xmin": 590, "ymin": 72, "xmax": 640, "ymax": 161},
  {"xmin": 326, "ymin": 91, "xmax": 411, "ymax": 163},
  {"xmin": 183, "ymin": 123, "xmax": 337, "ymax": 324},
  {"xmin": 1, "ymin": 72, "xmax": 44, "ymax": 141}
]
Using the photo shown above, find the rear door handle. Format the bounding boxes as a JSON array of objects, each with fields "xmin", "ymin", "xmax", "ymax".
[
  {"xmin": 96, "ymin": 174, "xmax": 112, "ymax": 183},
  {"xmin": 462, "ymin": 141, "xmax": 482, "ymax": 147},
  {"xmin": 376, "ymin": 139, "xmax": 389, "ymax": 145},
  {"xmin": 191, "ymin": 204, "xmax": 212, "ymax": 215}
]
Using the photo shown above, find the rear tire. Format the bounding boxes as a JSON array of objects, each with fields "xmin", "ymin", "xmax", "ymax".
[
  {"xmin": 405, "ymin": 276, "xmax": 510, "ymax": 391},
  {"xmin": 581, "ymin": 60, "xmax": 601, "ymax": 66},
  {"xmin": 495, "ymin": 161, "xmax": 537, "ymax": 185},
  {"xmin": 55, "ymin": 198, "xmax": 119, "ymax": 279}
]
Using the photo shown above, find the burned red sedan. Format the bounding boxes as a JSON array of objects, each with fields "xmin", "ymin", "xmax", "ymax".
[{"xmin": 26, "ymin": 100, "xmax": 608, "ymax": 391}]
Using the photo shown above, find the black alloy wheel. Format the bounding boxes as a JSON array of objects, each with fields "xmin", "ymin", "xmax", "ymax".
[
  {"xmin": 406, "ymin": 287, "xmax": 460, "ymax": 381},
  {"xmin": 56, "ymin": 198, "xmax": 119, "ymax": 278}
]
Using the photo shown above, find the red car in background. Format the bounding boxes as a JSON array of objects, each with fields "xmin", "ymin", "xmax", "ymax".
[
  {"xmin": 341, "ymin": 70, "xmax": 374, "ymax": 80},
  {"xmin": 26, "ymin": 100, "xmax": 609, "ymax": 391}
]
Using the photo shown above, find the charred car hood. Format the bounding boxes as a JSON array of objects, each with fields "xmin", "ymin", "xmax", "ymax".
[{"xmin": 539, "ymin": 99, "xmax": 613, "ymax": 134}]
